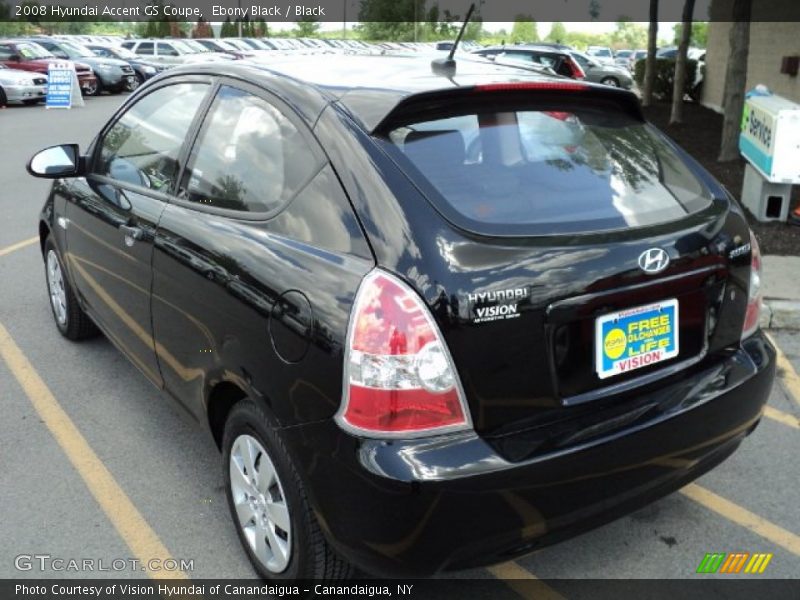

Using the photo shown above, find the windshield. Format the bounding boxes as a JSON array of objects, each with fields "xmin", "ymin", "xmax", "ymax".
[
  {"xmin": 183, "ymin": 40, "xmax": 209, "ymax": 53},
  {"xmin": 17, "ymin": 43, "xmax": 53, "ymax": 59},
  {"xmin": 379, "ymin": 100, "xmax": 713, "ymax": 235},
  {"xmin": 62, "ymin": 41, "xmax": 95, "ymax": 58},
  {"xmin": 215, "ymin": 40, "xmax": 237, "ymax": 51},
  {"xmin": 170, "ymin": 40, "xmax": 193, "ymax": 53},
  {"xmin": 111, "ymin": 46, "xmax": 137, "ymax": 59}
]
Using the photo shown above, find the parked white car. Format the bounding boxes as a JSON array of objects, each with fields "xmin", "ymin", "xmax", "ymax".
[{"xmin": 0, "ymin": 63, "xmax": 47, "ymax": 106}]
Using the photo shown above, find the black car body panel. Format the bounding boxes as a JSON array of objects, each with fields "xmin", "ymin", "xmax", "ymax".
[{"xmin": 35, "ymin": 56, "xmax": 774, "ymax": 577}]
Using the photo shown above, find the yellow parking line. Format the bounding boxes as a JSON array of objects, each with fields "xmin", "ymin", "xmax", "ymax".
[
  {"xmin": 0, "ymin": 236, "xmax": 38, "ymax": 258},
  {"xmin": 681, "ymin": 483, "xmax": 800, "ymax": 556},
  {"xmin": 763, "ymin": 405, "xmax": 800, "ymax": 430},
  {"xmin": 487, "ymin": 562, "xmax": 565, "ymax": 600},
  {"xmin": 0, "ymin": 322, "xmax": 187, "ymax": 580},
  {"xmin": 767, "ymin": 332, "xmax": 800, "ymax": 407}
]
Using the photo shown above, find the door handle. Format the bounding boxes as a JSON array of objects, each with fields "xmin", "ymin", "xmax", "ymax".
[{"xmin": 119, "ymin": 224, "xmax": 143, "ymax": 242}]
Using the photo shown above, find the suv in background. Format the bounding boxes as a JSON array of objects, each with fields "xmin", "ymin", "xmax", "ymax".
[
  {"xmin": 0, "ymin": 39, "xmax": 97, "ymax": 95},
  {"xmin": 587, "ymin": 46, "xmax": 615, "ymax": 64},
  {"xmin": 85, "ymin": 44, "xmax": 166, "ymax": 86},
  {"xmin": 472, "ymin": 45, "xmax": 586, "ymax": 80}
]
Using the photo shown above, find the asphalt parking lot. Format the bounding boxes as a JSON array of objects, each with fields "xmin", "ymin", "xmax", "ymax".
[{"xmin": 1, "ymin": 97, "xmax": 799, "ymax": 594}]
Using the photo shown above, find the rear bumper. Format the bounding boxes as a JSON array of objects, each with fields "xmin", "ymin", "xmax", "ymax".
[{"xmin": 283, "ymin": 333, "xmax": 775, "ymax": 577}]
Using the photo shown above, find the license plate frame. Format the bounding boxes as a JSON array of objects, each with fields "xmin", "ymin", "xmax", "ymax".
[{"xmin": 595, "ymin": 298, "xmax": 679, "ymax": 380}]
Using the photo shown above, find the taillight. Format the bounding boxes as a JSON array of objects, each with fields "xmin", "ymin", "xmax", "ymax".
[
  {"xmin": 566, "ymin": 57, "xmax": 586, "ymax": 80},
  {"xmin": 741, "ymin": 230, "xmax": 762, "ymax": 340},
  {"xmin": 336, "ymin": 270, "xmax": 471, "ymax": 437}
]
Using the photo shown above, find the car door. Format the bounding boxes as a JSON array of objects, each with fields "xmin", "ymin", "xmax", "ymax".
[
  {"xmin": 150, "ymin": 81, "xmax": 372, "ymax": 423},
  {"xmin": 63, "ymin": 80, "xmax": 212, "ymax": 387}
]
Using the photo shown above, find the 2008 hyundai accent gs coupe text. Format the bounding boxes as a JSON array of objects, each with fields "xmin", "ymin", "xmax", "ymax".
[{"xmin": 28, "ymin": 54, "xmax": 775, "ymax": 580}]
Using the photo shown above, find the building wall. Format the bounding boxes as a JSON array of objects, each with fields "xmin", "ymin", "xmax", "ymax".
[{"xmin": 703, "ymin": 3, "xmax": 800, "ymax": 112}]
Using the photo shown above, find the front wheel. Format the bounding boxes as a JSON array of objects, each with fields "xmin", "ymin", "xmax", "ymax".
[
  {"xmin": 82, "ymin": 81, "xmax": 98, "ymax": 96},
  {"xmin": 44, "ymin": 236, "xmax": 99, "ymax": 340},
  {"xmin": 222, "ymin": 400, "xmax": 354, "ymax": 580}
]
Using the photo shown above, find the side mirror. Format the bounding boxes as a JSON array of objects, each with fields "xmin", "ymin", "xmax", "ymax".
[{"xmin": 27, "ymin": 144, "xmax": 83, "ymax": 179}]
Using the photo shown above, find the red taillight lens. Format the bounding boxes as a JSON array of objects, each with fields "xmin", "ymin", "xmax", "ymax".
[
  {"xmin": 337, "ymin": 271, "xmax": 470, "ymax": 437},
  {"xmin": 741, "ymin": 231, "xmax": 762, "ymax": 339},
  {"xmin": 566, "ymin": 57, "xmax": 586, "ymax": 80},
  {"xmin": 474, "ymin": 81, "xmax": 587, "ymax": 93}
]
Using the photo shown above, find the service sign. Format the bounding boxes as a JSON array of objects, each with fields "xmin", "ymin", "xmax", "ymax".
[
  {"xmin": 46, "ymin": 62, "xmax": 77, "ymax": 109},
  {"xmin": 739, "ymin": 93, "xmax": 800, "ymax": 183},
  {"xmin": 739, "ymin": 100, "xmax": 776, "ymax": 179},
  {"xmin": 595, "ymin": 299, "xmax": 679, "ymax": 380}
]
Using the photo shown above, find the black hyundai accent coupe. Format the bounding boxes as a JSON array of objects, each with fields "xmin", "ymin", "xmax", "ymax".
[{"xmin": 28, "ymin": 55, "xmax": 775, "ymax": 579}]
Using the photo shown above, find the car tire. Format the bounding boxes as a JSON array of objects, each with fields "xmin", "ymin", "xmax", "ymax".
[
  {"xmin": 44, "ymin": 236, "xmax": 99, "ymax": 340},
  {"xmin": 0, "ymin": 86, "xmax": 7, "ymax": 107},
  {"xmin": 222, "ymin": 399, "xmax": 354, "ymax": 580},
  {"xmin": 135, "ymin": 72, "xmax": 146, "ymax": 86},
  {"xmin": 82, "ymin": 81, "xmax": 98, "ymax": 96},
  {"xmin": 600, "ymin": 76, "xmax": 620, "ymax": 87}
]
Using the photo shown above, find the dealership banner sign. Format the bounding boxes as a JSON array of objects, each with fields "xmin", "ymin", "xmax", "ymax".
[{"xmin": 45, "ymin": 62, "xmax": 84, "ymax": 110}]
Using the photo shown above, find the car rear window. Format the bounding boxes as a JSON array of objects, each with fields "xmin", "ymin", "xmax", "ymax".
[{"xmin": 379, "ymin": 100, "xmax": 712, "ymax": 235}]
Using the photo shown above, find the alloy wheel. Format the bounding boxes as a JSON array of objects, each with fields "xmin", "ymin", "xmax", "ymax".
[
  {"xmin": 46, "ymin": 250, "xmax": 67, "ymax": 326},
  {"xmin": 229, "ymin": 434, "xmax": 292, "ymax": 573}
]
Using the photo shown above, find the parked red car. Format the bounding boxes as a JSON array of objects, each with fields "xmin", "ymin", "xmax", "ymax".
[{"xmin": 0, "ymin": 40, "xmax": 98, "ymax": 95}]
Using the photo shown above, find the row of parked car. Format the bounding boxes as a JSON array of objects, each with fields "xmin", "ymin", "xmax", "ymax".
[
  {"xmin": 0, "ymin": 33, "xmax": 706, "ymax": 108},
  {"xmin": 0, "ymin": 34, "xmax": 486, "ymax": 106}
]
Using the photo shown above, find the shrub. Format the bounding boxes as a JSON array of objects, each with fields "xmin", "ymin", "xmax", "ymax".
[{"xmin": 634, "ymin": 58, "xmax": 698, "ymax": 101}]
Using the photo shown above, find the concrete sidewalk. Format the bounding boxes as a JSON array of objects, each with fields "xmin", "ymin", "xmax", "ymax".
[{"xmin": 761, "ymin": 255, "xmax": 800, "ymax": 330}]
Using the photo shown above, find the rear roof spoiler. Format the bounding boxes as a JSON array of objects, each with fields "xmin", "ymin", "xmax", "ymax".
[{"xmin": 371, "ymin": 82, "xmax": 644, "ymax": 135}]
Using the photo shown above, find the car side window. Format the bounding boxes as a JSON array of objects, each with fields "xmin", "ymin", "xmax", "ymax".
[
  {"xmin": 179, "ymin": 85, "xmax": 319, "ymax": 213},
  {"xmin": 0, "ymin": 44, "xmax": 14, "ymax": 60},
  {"xmin": 136, "ymin": 42, "xmax": 153, "ymax": 55},
  {"xmin": 94, "ymin": 83, "xmax": 208, "ymax": 192},
  {"xmin": 503, "ymin": 51, "xmax": 534, "ymax": 63},
  {"xmin": 158, "ymin": 43, "xmax": 178, "ymax": 56}
]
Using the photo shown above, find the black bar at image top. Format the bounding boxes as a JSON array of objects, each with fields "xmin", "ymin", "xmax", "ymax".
[{"xmin": 3, "ymin": 0, "xmax": 800, "ymax": 23}]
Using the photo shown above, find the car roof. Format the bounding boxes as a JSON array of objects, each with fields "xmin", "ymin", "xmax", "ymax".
[{"xmin": 165, "ymin": 54, "xmax": 578, "ymax": 132}]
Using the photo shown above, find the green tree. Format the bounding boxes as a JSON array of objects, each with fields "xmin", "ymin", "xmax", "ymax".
[
  {"xmin": 220, "ymin": 17, "xmax": 236, "ymax": 37},
  {"xmin": 612, "ymin": 18, "xmax": 647, "ymax": 49},
  {"xmin": 358, "ymin": 0, "xmax": 426, "ymax": 41},
  {"xmin": 293, "ymin": 16, "xmax": 321, "ymax": 37},
  {"xmin": 546, "ymin": 22, "xmax": 568, "ymax": 44},
  {"xmin": 672, "ymin": 21, "xmax": 708, "ymax": 47},
  {"xmin": 510, "ymin": 16, "xmax": 538, "ymax": 44}
]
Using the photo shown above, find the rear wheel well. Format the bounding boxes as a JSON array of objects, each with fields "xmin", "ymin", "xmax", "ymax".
[
  {"xmin": 39, "ymin": 221, "xmax": 50, "ymax": 255},
  {"xmin": 207, "ymin": 382, "xmax": 248, "ymax": 450}
]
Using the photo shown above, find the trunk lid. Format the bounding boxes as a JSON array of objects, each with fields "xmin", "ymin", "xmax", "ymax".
[{"xmin": 373, "ymin": 83, "xmax": 754, "ymax": 446}]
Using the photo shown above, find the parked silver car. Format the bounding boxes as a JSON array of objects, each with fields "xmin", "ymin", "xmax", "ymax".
[
  {"xmin": 0, "ymin": 63, "xmax": 47, "ymax": 105},
  {"xmin": 570, "ymin": 50, "xmax": 634, "ymax": 89}
]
